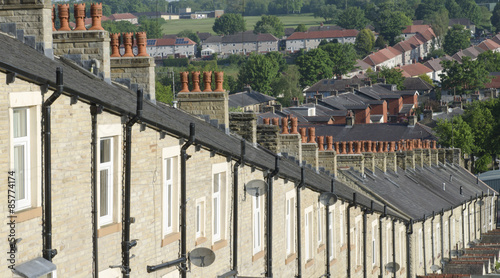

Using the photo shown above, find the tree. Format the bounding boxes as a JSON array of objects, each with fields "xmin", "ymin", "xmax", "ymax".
[
  {"xmin": 254, "ymin": 15, "xmax": 285, "ymax": 38},
  {"xmin": 374, "ymin": 36, "xmax": 387, "ymax": 48},
  {"xmin": 439, "ymin": 56, "xmax": 491, "ymax": 94},
  {"xmin": 434, "ymin": 116, "xmax": 474, "ymax": 154},
  {"xmin": 102, "ymin": 20, "xmax": 137, "ymax": 34},
  {"xmin": 245, "ymin": 0, "xmax": 268, "ymax": 16},
  {"xmin": 415, "ymin": 0, "xmax": 446, "ymax": 20},
  {"xmin": 212, "ymin": 13, "xmax": 246, "ymax": 35},
  {"xmin": 313, "ymin": 4, "xmax": 338, "ymax": 23},
  {"xmin": 423, "ymin": 8, "xmax": 449, "ymax": 45},
  {"xmin": 237, "ymin": 53, "xmax": 281, "ymax": 95},
  {"xmin": 177, "ymin": 30, "xmax": 200, "ymax": 45},
  {"xmin": 336, "ymin": 6, "xmax": 368, "ymax": 30},
  {"xmin": 418, "ymin": 74, "xmax": 434, "ymax": 85},
  {"xmin": 443, "ymin": 24, "xmax": 471, "ymax": 55},
  {"xmin": 374, "ymin": 9, "xmax": 412, "ymax": 45},
  {"xmin": 272, "ymin": 66, "xmax": 304, "ymax": 106},
  {"xmin": 138, "ymin": 18, "xmax": 164, "ymax": 39},
  {"xmin": 491, "ymin": 2, "xmax": 500, "ymax": 32},
  {"xmin": 319, "ymin": 42, "xmax": 358, "ymax": 77},
  {"xmin": 155, "ymin": 81, "xmax": 173, "ymax": 105},
  {"xmin": 368, "ymin": 67, "xmax": 405, "ymax": 90},
  {"xmin": 355, "ymin": 29, "xmax": 375, "ymax": 57},
  {"xmin": 296, "ymin": 48, "xmax": 333, "ymax": 87},
  {"xmin": 477, "ymin": 50, "xmax": 500, "ymax": 72},
  {"xmin": 295, "ymin": 24, "xmax": 307, "ymax": 32}
]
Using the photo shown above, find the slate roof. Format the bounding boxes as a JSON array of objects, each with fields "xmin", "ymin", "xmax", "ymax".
[
  {"xmin": 286, "ymin": 29, "xmax": 359, "ymax": 40},
  {"xmin": 298, "ymin": 122, "xmax": 437, "ymax": 142},
  {"xmin": 403, "ymin": 77, "xmax": 434, "ymax": 91},
  {"xmin": 339, "ymin": 163, "xmax": 494, "ymax": 219},
  {"xmin": 319, "ymin": 93, "xmax": 369, "ymax": 110},
  {"xmin": 305, "ymin": 78, "xmax": 367, "ymax": 93},
  {"xmin": 423, "ymin": 57, "xmax": 451, "ymax": 72},
  {"xmin": 196, "ymin": 32, "xmax": 212, "ymax": 41},
  {"xmin": 307, "ymin": 25, "xmax": 344, "ymax": 31},
  {"xmin": 228, "ymin": 90, "xmax": 275, "ymax": 108},
  {"xmin": 356, "ymin": 84, "xmax": 401, "ymax": 100}
]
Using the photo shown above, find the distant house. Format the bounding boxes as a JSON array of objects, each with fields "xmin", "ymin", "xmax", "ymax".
[
  {"xmin": 449, "ymin": 18, "xmax": 476, "ymax": 35},
  {"xmin": 229, "ymin": 87, "xmax": 276, "ymax": 112},
  {"xmin": 362, "ymin": 46, "xmax": 403, "ymax": 70},
  {"xmin": 398, "ymin": 63, "xmax": 433, "ymax": 78},
  {"xmin": 109, "ymin": 13, "xmax": 138, "ymax": 24},
  {"xmin": 202, "ymin": 31, "xmax": 279, "ymax": 57},
  {"xmin": 423, "ymin": 56, "xmax": 453, "ymax": 82},
  {"xmin": 285, "ymin": 29, "xmax": 359, "ymax": 52},
  {"xmin": 120, "ymin": 37, "xmax": 196, "ymax": 58},
  {"xmin": 132, "ymin": 12, "xmax": 179, "ymax": 21}
]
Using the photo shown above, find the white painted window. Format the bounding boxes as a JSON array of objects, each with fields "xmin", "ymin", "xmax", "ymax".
[
  {"xmin": 212, "ymin": 163, "xmax": 227, "ymax": 242},
  {"xmin": 444, "ymin": 221, "xmax": 448, "ymax": 254},
  {"xmin": 418, "ymin": 229, "xmax": 423, "ymax": 264},
  {"xmin": 328, "ymin": 206, "xmax": 335, "ymax": 260},
  {"xmin": 99, "ymin": 137, "xmax": 114, "ymax": 225},
  {"xmin": 253, "ymin": 195, "xmax": 263, "ymax": 254},
  {"xmin": 355, "ymin": 217, "xmax": 361, "ymax": 265},
  {"xmin": 372, "ymin": 221, "xmax": 377, "ymax": 265},
  {"xmin": 162, "ymin": 146, "xmax": 179, "ymax": 237},
  {"xmin": 13, "ymin": 108, "xmax": 31, "ymax": 210},
  {"xmin": 399, "ymin": 227, "xmax": 404, "ymax": 265},
  {"xmin": 305, "ymin": 206, "xmax": 314, "ymax": 260},
  {"xmin": 317, "ymin": 203, "xmax": 323, "ymax": 246},
  {"xmin": 285, "ymin": 190, "xmax": 296, "ymax": 256},
  {"xmin": 386, "ymin": 224, "xmax": 391, "ymax": 263},
  {"xmin": 435, "ymin": 223, "xmax": 440, "ymax": 257},
  {"xmin": 196, "ymin": 198, "xmax": 205, "ymax": 238},
  {"xmin": 340, "ymin": 205, "xmax": 344, "ymax": 246}
]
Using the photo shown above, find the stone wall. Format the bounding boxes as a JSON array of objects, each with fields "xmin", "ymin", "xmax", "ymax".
[
  {"xmin": 302, "ymin": 143, "xmax": 319, "ymax": 170},
  {"xmin": 337, "ymin": 154, "xmax": 364, "ymax": 174},
  {"xmin": 256, "ymin": 124, "xmax": 280, "ymax": 153},
  {"xmin": 177, "ymin": 90, "xmax": 229, "ymax": 128},
  {"xmin": 229, "ymin": 112, "xmax": 257, "ymax": 144},
  {"xmin": 110, "ymin": 56, "xmax": 156, "ymax": 101},
  {"xmin": 53, "ymin": 30, "xmax": 111, "ymax": 83},
  {"xmin": 280, "ymin": 133, "xmax": 302, "ymax": 162}
]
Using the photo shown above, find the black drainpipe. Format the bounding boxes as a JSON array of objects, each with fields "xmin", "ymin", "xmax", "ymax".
[
  {"xmin": 379, "ymin": 205, "xmax": 386, "ymax": 278},
  {"xmin": 448, "ymin": 207, "xmax": 453, "ymax": 259},
  {"xmin": 347, "ymin": 192, "xmax": 356, "ymax": 278},
  {"xmin": 121, "ymin": 89, "xmax": 143, "ymax": 278},
  {"xmin": 232, "ymin": 139, "xmax": 245, "ymax": 274},
  {"xmin": 362, "ymin": 201, "xmax": 373, "ymax": 278},
  {"xmin": 462, "ymin": 202, "xmax": 466, "ymax": 250},
  {"xmin": 468, "ymin": 197, "xmax": 472, "ymax": 246},
  {"xmin": 479, "ymin": 192, "xmax": 483, "ymax": 237},
  {"xmin": 423, "ymin": 214, "xmax": 427, "ymax": 276},
  {"xmin": 296, "ymin": 167, "xmax": 305, "ymax": 278},
  {"xmin": 440, "ymin": 209, "xmax": 444, "ymax": 267},
  {"xmin": 392, "ymin": 218, "xmax": 396, "ymax": 278},
  {"xmin": 266, "ymin": 155, "xmax": 279, "ymax": 278},
  {"xmin": 431, "ymin": 211, "xmax": 435, "ymax": 267},
  {"xmin": 406, "ymin": 219, "xmax": 413, "ymax": 278},
  {"xmin": 42, "ymin": 67, "xmax": 64, "ymax": 262},
  {"xmin": 90, "ymin": 104, "xmax": 102, "ymax": 277},
  {"xmin": 325, "ymin": 179, "xmax": 334, "ymax": 278},
  {"xmin": 146, "ymin": 123, "xmax": 195, "ymax": 274}
]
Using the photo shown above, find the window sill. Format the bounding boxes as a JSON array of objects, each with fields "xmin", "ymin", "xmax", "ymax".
[
  {"xmin": 162, "ymin": 232, "xmax": 180, "ymax": 247},
  {"xmin": 317, "ymin": 243, "xmax": 325, "ymax": 253},
  {"xmin": 211, "ymin": 239, "xmax": 227, "ymax": 251},
  {"xmin": 355, "ymin": 265, "xmax": 362, "ymax": 273},
  {"xmin": 285, "ymin": 253, "xmax": 297, "ymax": 265},
  {"xmin": 305, "ymin": 259, "xmax": 314, "ymax": 269},
  {"xmin": 330, "ymin": 258, "xmax": 337, "ymax": 266},
  {"xmin": 14, "ymin": 206, "xmax": 42, "ymax": 223},
  {"xmin": 371, "ymin": 265, "xmax": 379, "ymax": 275},
  {"xmin": 340, "ymin": 244, "xmax": 348, "ymax": 252},
  {"xmin": 252, "ymin": 250, "xmax": 265, "ymax": 262},
  {"xmin": 98, "ymin": 223, "xmax": 121, "ymax": 238},
  {"xmin": 195, "ymin": 236, "xmax": 207, "ymax": 246}
]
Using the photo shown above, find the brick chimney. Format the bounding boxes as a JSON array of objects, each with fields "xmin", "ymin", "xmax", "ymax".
[
  {"xmin": 88, "ymin": 3, "xmax": 104, "ymax": 31},
  {"xmin": 0, "ymin": 0, "xmax": 55, "ymax": 58},
  {"xmin": 135, "ymin": 32, "xmax": 149, "ymax": 57},
  {"xmin": 346, "ymin": 110, "xmax": 354, "ymax": 128},
  {"xmin": 58, "ymin": 4, "xmax": 71, "ymax": 31},
  {"xmin": 177, "ymin": 71, "xmax": 229, "ymax": 130},
  {"xmin": 203, "ymin": 71, "xmax": 212, "ymax": 92},
  {"xmin": 73, "ymin": 3, "xmax": 86, "ymax": 31},
  {"xmin": 110, "ymin": 33, "xmax": 121, "ymax": 57}
]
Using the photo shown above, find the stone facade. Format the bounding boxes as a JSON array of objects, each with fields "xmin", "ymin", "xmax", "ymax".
[{"xmin": 110, "ymin": 56, "xmax": 156, "ymax": 101}]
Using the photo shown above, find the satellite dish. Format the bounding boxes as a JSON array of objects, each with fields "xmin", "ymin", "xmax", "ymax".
[
  {"xmin": 478, "ymin": 200, "xmax": 485, "ymax": 206},
  {"xmin": 384, "ymin": 262, "xmax": 400, "ymax": 273},
  {"xmin": 245, "ymin": 180, "xmax": 268, "ymax": 197},
  {"xmin": 430, "ymin": 264, "xmax": 441, "ymax": 272},
  {"xmin": 319, "ymin": 192, "xmax": 338, "ymax": 206},
  {"xmin": 189, "ymin": 247, "xmax": 215, "ymax": 267},
  {"xmin": 448, "ymin": 108, "xmax": 453, "ymax": 113}
]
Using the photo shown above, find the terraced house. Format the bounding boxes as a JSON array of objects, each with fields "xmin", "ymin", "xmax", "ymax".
[{"xmin": 0, "ymin": 1, "xmax": 498, "ymax": 278}]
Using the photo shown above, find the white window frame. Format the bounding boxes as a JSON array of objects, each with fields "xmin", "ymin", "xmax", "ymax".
[
  {"xmin": 317, "ymin": 203, "xmax": 323, "ymax": 247},
  {"xmin": 253, "ymin": 195, "xmax": 263, "ymax": 254},
  {"xmin": 418, "ymin": 229, "xmax": 423, "ymax": 265},
  {"xmin": 399, "ymin": 227, "xmax": 404, "ymax": 265},
  {"xmin": 386, "ymin": 224, "xmax": 391, "ymax": 263},
  {"xmin": 162, "ymin": 145, "xmax": 180, "ymax": 237},
  {"xmin": 328, "ymin": 206, "xmax": 335, "ymax": 260},
  {"xmin": 305, "ymin": 206, "xmax": 314, "ymax": 260},
  {"xmin": 285, "ymin": 190, "xmax": 296, "ymax": 256},
  {"xmin": 12, "ymin": 108, "xmax": 31, "ymax": 210},
  {"xmin": 340, "ymin": 205, "xmax": 344, "ymax": 246},
  {"xmin": 372, "ymin": 221, "xmax": 377, "ymax": 266},
  {"xmin": 212, "ymin": 162, "xmax": 228, "ymax": 243},
  {"xmin": 195, "ymin": 197, "xmax": 206, "ymax": 239},
  {"xmin": 99, "ymin": 137, "xmax": 114, "ymax": 226},
  {"xmin": 355, "ymin": 216, "xmax": 362, "ymax": 265}
]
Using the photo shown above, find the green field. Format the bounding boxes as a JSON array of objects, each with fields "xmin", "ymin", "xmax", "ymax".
[{"xmin": 162, "ymin": 13, "xmax": 323, "ymax": 35}]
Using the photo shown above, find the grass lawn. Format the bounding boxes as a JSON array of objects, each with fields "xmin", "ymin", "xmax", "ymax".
[{"xmin": 162, "ymin": 13, "xmax": 323, "ymax": 35}]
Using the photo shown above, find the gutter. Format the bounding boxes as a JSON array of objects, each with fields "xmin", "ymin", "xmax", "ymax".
[
  {"xmin": 42, "ymin": 67, "xmax": 64, "ymax": 262},
  {"xmin": 266, "ymin": 155, "xmax": 279, "ymax": 278},
  {"xmin": 122, "ymin": 89, "xmax": 143, "ymax": 277},
  {"xmin": 296, "ymin": 167, "xmax": 304, "ymax": 278}
]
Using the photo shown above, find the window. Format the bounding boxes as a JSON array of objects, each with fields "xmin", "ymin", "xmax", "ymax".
[
  {"xmin": 196, "ymin": 198, "xmax": 205, "ymax": 238},
  {"xmin": 372, "ymin": 221, "xmax": 377, "ymax": 265},
  {"xmin": 253, "ymin": 195, "xmax": 263, "ymax": 254},
  {"xmin": 328, "ymin": 206, "xmax": 335, "ymax": 260},
  {"xmin": 386, "ymin": 224, "xmax": 391, "ymax": 263},
  {"xmin": 317, "ymin": 203, "xmax": 323, "ymax": 247},
  {"xmin": 444, "ymin": 221, "xmax": 448, "ymax": 254},
  {"xmin": 340, "ymin": 205, "xmax": 344, "ymax": 246},
  {"xmin": 399, "ymin": 227, "xmax": 404, "ymax": 265},
  {"xmin": 418, "ymin": 229, "xmax": 423, "ymax": 265},
  {"xmin": 285, "ymin": 190, "xmax": 296, "ymax": 256},
  {"xmin": 212, "ymin": 163, "xmax": 227, "ymax": 243},
  {"xmin": 13, "ymin": 108, "xmax": 31, "ymax": 210},
  {"xmin": 356, "ymin": 217, "xmax": 361, "ymax": 265},
  {"xmin": 305, "ymin": 206, "xmax": 314, "ymax": 260},
  {"xmin": 163, "ymin": 152, "xmax": 179, "ymax": 236},
  {"xmin": 99, "ymin": 138, "xmax": 114, "ymax": 225}
]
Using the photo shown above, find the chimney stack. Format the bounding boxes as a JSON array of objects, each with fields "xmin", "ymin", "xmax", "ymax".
[
  {"xmin": 52, "ymin": 5, "xmax": 56, "ymax": 31},
  {"xmin": 203, "ymin": 71, "xmax": 213, "ymax": 92},
  {"xmin": 214, "ymin": 71, "xmax": 224, "ymax": 92},
  {"xmin": 110, "ymin": 33, "xmax": 121, "ymax": 57},
  {"xmin": 307, "ymin": 127, "xmax": 316, "ymax": 143},
  {"xmin": 282, "ymin": 117, "xmax": 289, "ymax": 134},
  {"xmin": 346, "ymin": 110, "xmax": 354, "ymax": 128},
  {"xmin": 122, "ymin": 33, "xmax": 134, "ymax": 57},
  {"xmin": 317, "ymin": 136, "xmax": 324, "ymax": 151},
  {"xmin": 135, "ymin": 32, "xmax": 149, "ymax": 57}
]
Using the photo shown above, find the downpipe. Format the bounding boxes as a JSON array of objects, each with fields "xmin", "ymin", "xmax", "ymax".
[
  {"xmin": 324, "ymin": 179, "xmax": 335, "ymax": 278},
  {"xmin": 462, "ymin": 202, "xmax": 466, "ymax": 250},
  {"xmin": 121, "ymin": 89, "xmax": 143, "ymax": 278},
  {"xmin": 448, "ymin": 207, "xmax": 453, "ymax": 259},
  {"xmin": 479, "ymin": 192, "xmax": 483, "ymax": 237},
  {"xmin": 473, "ymin": 194, "xmax": 478, "ymax": 240},
  {"xmin": 232, "ymin": 140, "xmax": 245, "ymax": 273},
  {"xmin": 42, "ymin": 67, "xmax": 64, "ymax": 261},
  {"xmin": 423, "ymin": 214, "xmax": 427, "ymax": 276},
  {"xmin": 296, "ymin": 167, "xmax": 304, "ymax": 278},
  {"xmin": 431, "ymin": 212, "xmax": 435, "ymax": 266},
  {"xmin": 90, "ymin": 104, "xmax": 102, "ymax": 278},
  {"xmin": 406, "ymin": 219, "xmax": 413, "ymax": 278},
  {"xmin": 468, "ymin": 197, "xmax": 472, "ymax": 246},
  {"xmin": 347, "ymin": 192, "xmax": 356, "ymax": 278},
  {"xmin": 362, "ymin": 201, "xmax": 373, "ymax": 278},
  {"xmin": 392, "ymin": 218, "xmax": 396, "ymax": 278},
  {"xmin": 440, "ymin": 209, "xmax": 444, "ymax": 266},
  {"xmin": 266, "ymin": 155, "xmax": 279, "ymax": 278},
  {"xmin": 379, "ymin": 205, "xmax": 386, "ymax": 278}
]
